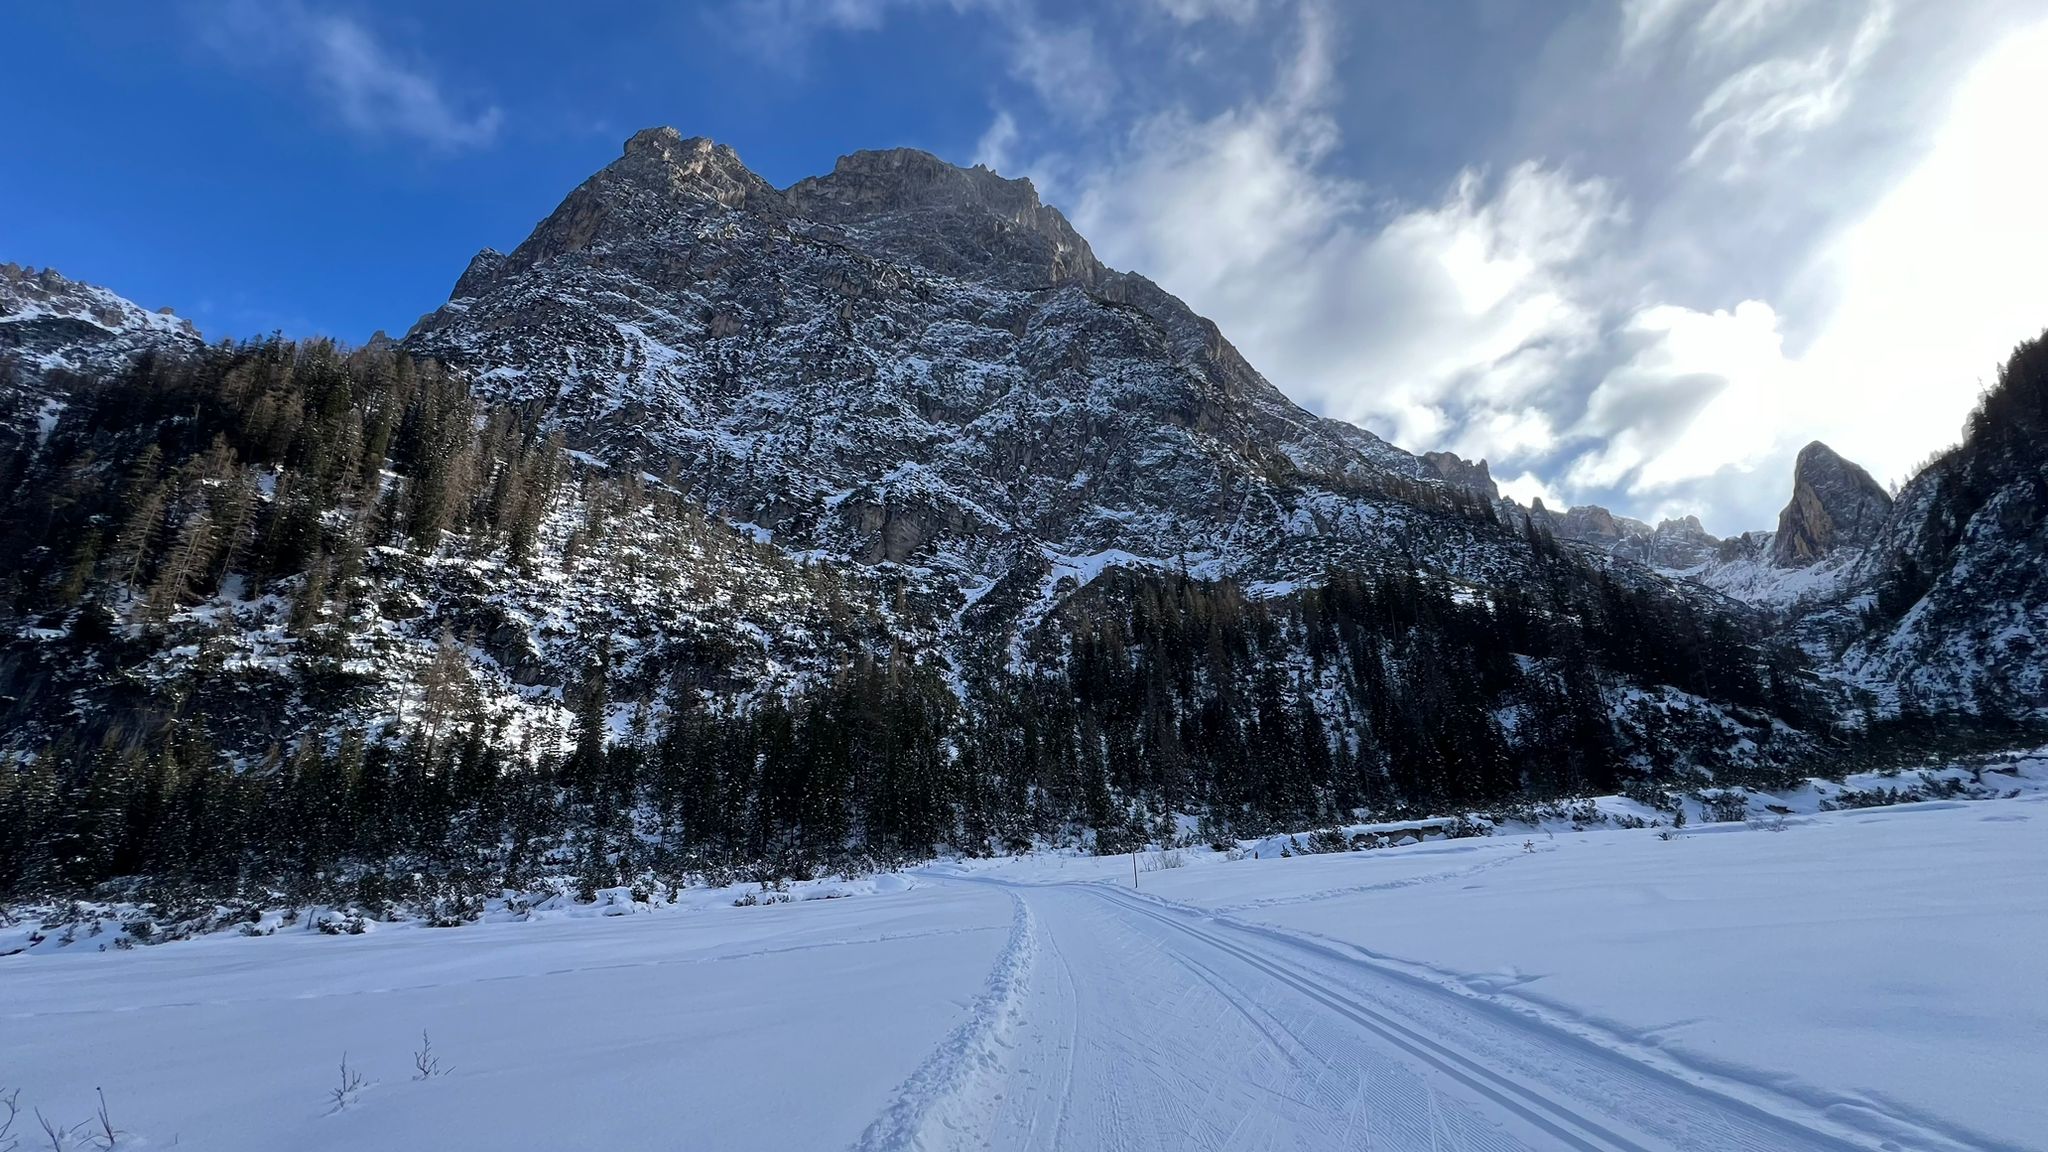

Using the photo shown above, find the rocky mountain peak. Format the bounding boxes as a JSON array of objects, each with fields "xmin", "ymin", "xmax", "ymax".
[
  {"xmin": 404, "ymin": 126, "xmax": 1479, "ymax": 589},
  {"xmin": 1520, "ymin": 499, "xmax": 1736, "ymax": 575},
  {"xmin": 1, "ymin": 263, "xmax": 199, "ymax": 342},
  {"xmin": 2, "ymin": 265, "xmax": 209, "ymax": 459},
  {"xmin": 1771, "ymin": 440, "xmax": 1892, "ymax": 567},
  {"xmin": 617, "ymin": 127, "xmax": 765, "ymax": 207},
  {"xmin": 801, "ymin": 147, "xmax": 1042, "ymax": 212},
  {"xmin": 1540, "ymin": 503, "xmax": 1635, "ymax": 545},
  {"xmin": 1656, "ymin": 515, "xmax": 1708, "ymax": 538},
  {"xmin": 483, "ymin": 128, "xmax": 776, "ymax": 286},
  {"xmin": 786, "ymin": 145, "xmax": 1102, "ymax": 289}
]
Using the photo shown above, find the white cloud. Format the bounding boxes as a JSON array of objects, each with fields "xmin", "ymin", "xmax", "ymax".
[
  {"xmin": 1692, "ymin": 0, "xmax": 1807, "ymax": 54},
  {"xmin": 1057, "ymin": 0, "xmax": 2048, "ymax": 535},
  {"xmin": 203, "ymin": 1, "xmax": 500, "ymax": 148},
  {"xmin": 1685, "ymin": 2, "xmax": 1893, "ymax": 177},
  {"xmin": 725, "ymin": 0, "xmax": 976, "ymax": 69},
  {"xmin": 1497, "ymin": 470, "xmax": 1565, "ymax": 511},
  {"xmin": 732, "ymin": 0, "xmax": 1115, "ymax": 123},
  {"xmin": 1072, "ymin": 83, "xmax": 1617, "ymax": 474},
  {"xmin": 1006, "ymin": 18, "xmax": 1116, "ymax": 122},
  {"xmin": 1057, "ymin": 2, "xmax": 1632, "ymax": 475},
  {"xmin": 1566, "ymin": 300, "xmax": 1789, "ymax": 493},
  {"xmin": 1542, "ymin": 15, "xmax": 2048, "ymax": 522},
  {"xmin": 1623, "ymin": 0, "xmax": 1813, "ymax": 59},
  {"xmin": 736, "ymin": 0, "xmax": 934, "ymax": 36},
  {"xmin": 1149, "ymin": 0, "xmax": 1264, "ymax": 24}
]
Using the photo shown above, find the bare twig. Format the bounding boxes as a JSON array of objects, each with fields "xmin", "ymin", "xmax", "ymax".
[
  {"xmin": 411, "ymin": 1031, "xmax": 449, "ymax": 1080},
  {"xmin": 329, "ymin": 1054, "xmax": 366, "ymax": 1111},
  {"xmin": 88, "ymin": 1090, "xmax": 117, "ymax": 1151},
  {"xmin": 1, "ymin": 1088, "xmax": 20, "ymax": 1152},
  {"xmin": 32, "ymin": 1109, "xmax": 65, "ymax": 1152}
]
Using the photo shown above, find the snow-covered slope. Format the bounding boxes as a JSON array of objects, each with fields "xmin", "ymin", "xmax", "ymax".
[
  {"xmin": 0, "ymin": 263, "xmax": 200, "ymax": 378},
  {"xmin": 0, "ymin": 263, "xmax": 203, "ymax": 454}
]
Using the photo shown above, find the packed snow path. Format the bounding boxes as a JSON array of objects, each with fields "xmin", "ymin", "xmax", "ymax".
[{"xmin": 924, "ymin": 877, "xmax": 1981, "ymax": 1152}]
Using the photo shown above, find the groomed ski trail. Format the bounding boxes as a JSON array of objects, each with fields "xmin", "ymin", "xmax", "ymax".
[{"xmin": 860, "ymin": 876, "xmax": 2009, "ymax": 1152}]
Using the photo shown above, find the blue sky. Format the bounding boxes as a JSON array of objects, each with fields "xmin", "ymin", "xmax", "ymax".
[{"xmin": 6, "ymin": 0, "xmax": 2048, "ymax": 533}]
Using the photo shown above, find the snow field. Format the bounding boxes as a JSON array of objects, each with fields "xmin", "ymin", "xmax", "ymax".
[
  {"xmin": 4, "ymin": 761, "xmax": 2043, "ymax": 1150},
  {"xmin": 1, "ymin": 881, "xmax": 1014, "ymax": 1151}
]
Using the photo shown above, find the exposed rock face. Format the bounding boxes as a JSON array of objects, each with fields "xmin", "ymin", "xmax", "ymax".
[
  {"xmin": 1771, "ymin": 442, "xmax": 1893, "ymax": 567},
  {"xmin": 1422, "ymin": 451, "xmax": 1498, "ymax": 501},
  {"xmin": 1520, "ymin": 443, "xmax": 1897, "ymax": 606},
  {"xmin": 448, "ymin": 248, "xmax": 506, "ymax": 300},
  {"xmin": 786, "ymin": 149, "xmax": 1103, "ymax": 290},
  {"xmin": 1542, "ymin": 503, "xmax": 1636, "ymax": 547},
  {"xmin": 408, "ymin": 128, "xmax": 1516, "ymax": 614}
]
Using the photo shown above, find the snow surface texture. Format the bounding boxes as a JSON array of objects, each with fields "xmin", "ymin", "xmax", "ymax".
[
  {"xmin": 7, "ymin": 761, "xmax": 2043, "ymax": 1150},
  {"xmin": 2, "ymin": 880, "xmax": 1014, "ymax": 1151}
]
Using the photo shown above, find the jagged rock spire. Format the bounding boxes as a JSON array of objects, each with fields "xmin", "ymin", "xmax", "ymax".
[{"xmin": 1771, "ymin": 441, "xmax": 1892, "ymax": 567}]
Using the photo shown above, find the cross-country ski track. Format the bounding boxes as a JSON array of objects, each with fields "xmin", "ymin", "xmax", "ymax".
[{"xmin": 875, "ymin": 874, "xmax": 2001, "ymax": 1152}]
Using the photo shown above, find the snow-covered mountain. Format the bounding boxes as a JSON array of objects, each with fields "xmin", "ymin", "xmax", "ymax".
[
  {"xmin": 396, "ymin": 128, "xmax": 2047, "ymax": 722},
  {"xmin": 1828, "ymin": 347, "xmax": 2048, "ymax": 714},
  {"xmin": 0, "ymin": 262, "xmax": 203, "ymax": 455},
  {"xmin": 405, "ymin": 130, "xmax": 1531, "ymax": 630},
  {"xmin": 0, "ymin": 262, "xmax": 201, "ymax": 378},
  {"xmin": 1513, "ymin": 391, "xmax": 2047, "ymax": 717}
]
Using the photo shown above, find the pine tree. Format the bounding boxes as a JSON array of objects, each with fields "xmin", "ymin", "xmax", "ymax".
[{"xmin": 145, "ymin": 497, "xmax": 216, "ymax": 621}]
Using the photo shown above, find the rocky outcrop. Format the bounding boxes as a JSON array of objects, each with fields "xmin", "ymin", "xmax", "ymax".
[
  {"xmin": 786, "ymin": 148, "xmax": 1103, "ymax": 290},
  {"xmin": 1771, "ymin": 442, "xmax": 1893, "ymax": 567},
  {"xmin": 1542, "ymin": 503, "xmax": 1637, "ymax": 547},
  {"xmin": 1, "ymin": 263, "xmax": 201, "ymax": 380},
  {"xmin": 1511, "ymin": 443, "xmax": 1895, "ymax": 604},
  {"xmin": 449, "ymin": 248, "xmax": 505, "ymax": 300},
  {"xmin": 1422, "ymin": 451, "xmax": 1498, "ymax": 501},
  {"xmin": 1, "ymin": 263, "xmax": 205, "ymax": 455}
]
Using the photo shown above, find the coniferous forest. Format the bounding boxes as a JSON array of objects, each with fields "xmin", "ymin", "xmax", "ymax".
[{"xmin": 0, "ymin": 331, "xmax": 2036, "ymax": 917}]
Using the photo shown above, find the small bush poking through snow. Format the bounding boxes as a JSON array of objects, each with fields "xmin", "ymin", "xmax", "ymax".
[
  {"xmin": 412, "ymin": 1032, "xmax": 449, "ymax": 1081},
  {"xmin": 1697, "ymin": 790, "xmax": 1751, "ymax": 824},
  {"xmin": 1139, "ymin": 849, "xmax": 1186, "ymax": 872},
  {"xmin": 329, "ymin": 1054, "xmax": 367, "ymax": 1112}
]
